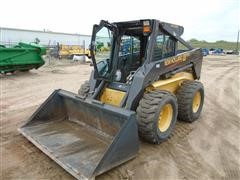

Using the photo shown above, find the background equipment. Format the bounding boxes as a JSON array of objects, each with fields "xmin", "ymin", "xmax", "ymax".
[
  {"xmin": 0, "ymin": 42, "xmax": 45, "ymax": 73},
  {"xmin": 50, "ymin": 44, "xmax": 91, "ymax": 59}
]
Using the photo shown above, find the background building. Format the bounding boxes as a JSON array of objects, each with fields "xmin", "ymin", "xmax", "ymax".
[{"xmin": 0, "ymin": 27, "xmax": 91, "ymax": 47}]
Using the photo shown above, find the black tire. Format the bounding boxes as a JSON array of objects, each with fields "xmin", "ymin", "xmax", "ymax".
[
  {"xmin": 78, "ymin": 81, "xmax": 90, "ymax": 97},
  {"xmin": 177, "ymin": 80, "xmax": 204, "ymax": 122},
  {"xmin": 136, "ymin": 90, "xmax": 178, "ymax": 144}
]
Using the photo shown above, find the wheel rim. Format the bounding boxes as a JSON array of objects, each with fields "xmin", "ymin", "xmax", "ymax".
[
  {"xmin": 192, "ymin": 91, "xmax": 201, "ymax": 113},
  {"xmin": 158, "ymin": 104, "xmax": 173, "ymax": 132}
]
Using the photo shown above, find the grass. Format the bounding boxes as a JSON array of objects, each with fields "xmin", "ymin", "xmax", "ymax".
[{"xmin": 186, "ymin": 39, "xmax": 238, "ymax": 50}]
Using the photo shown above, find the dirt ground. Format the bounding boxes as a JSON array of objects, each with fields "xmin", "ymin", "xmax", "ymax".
[{"xmin": 1, "ymin": 55, "xmax": 240, "ymax": 180}]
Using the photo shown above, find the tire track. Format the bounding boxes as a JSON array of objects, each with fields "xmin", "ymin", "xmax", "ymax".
[{"xmin": 219, "ymin": 140, "xmax": 240, "ymax": 180}]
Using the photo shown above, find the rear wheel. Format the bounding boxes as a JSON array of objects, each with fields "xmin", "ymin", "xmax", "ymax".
[
  {"xmin": 136, "ymin": 90, "xmax": 178, "ymax": 144},
  {"xmin": 78, "ymin": 81, "xmax": 90, "ymax": 97},
  {"xmin": 177, "ymin": 80, "xmax": 204, "ymax": 122}
]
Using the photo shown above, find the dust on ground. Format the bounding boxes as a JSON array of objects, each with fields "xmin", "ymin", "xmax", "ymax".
[{"xmin": 1, "ymin": 55, "xmax": 240, "ymax": 180}]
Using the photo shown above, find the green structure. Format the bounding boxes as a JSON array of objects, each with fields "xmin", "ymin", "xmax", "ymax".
[{"xmin": 0, "ymin": 42, "xmax": 46, "ymax": 73}]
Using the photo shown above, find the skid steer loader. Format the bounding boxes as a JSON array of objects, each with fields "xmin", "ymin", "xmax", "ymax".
[{"xmin": 19, "ymin": 19, "xmax": 204, "ymax": 179}]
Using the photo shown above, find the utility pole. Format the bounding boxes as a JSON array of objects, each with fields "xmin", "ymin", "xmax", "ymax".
[
  {"xmin": 83, "ymin": 40, "xmax": 86, "ymax": 62},
  {"xmin": 236, "ymin": 30, "xmax": 239, "ymax": 55},
  {"xmin": 0, "ymin": 27, "xmax": 2, "ymax": 44}
]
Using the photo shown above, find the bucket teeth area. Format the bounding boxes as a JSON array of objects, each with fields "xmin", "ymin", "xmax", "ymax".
[{"xmin": 21, "ymin": 119, "xmax": 110, "ymax": 178}]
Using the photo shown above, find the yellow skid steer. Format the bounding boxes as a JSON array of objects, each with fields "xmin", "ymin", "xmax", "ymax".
[{"xmin": 20, "ymin": 19, "xmax": 204, "ymax": 179}]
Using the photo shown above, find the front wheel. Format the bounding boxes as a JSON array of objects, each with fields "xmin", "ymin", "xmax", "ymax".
[
  {"xmin": 78, "ymin": 81, "xmax": 90, "ymax": 97},
  {"xmin": 136, "ymin": 90, "xmax": 178, "ymax": 144}
]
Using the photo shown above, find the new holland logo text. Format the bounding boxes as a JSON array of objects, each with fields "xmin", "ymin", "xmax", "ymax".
[{"xmin": 164, "ymin": 54, "xmax": 188, "ymax": 66}]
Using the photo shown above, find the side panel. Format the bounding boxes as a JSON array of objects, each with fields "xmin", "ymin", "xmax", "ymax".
[
  {"xmin": 100, "ymin": 88, "xmax": 126, "ymax": 107},
  {"xmin": 146, "ymin": 72, "xmax": 194, "ymax": 94}
]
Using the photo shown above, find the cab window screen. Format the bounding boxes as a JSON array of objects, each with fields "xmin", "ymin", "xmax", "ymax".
[
  {"xmin": 153, "ymin": 34, "xmax": 164, "ymax": 60},
  {"xmin": 153, "ymin": 33, "xmax": 175, "ymax": 61}
]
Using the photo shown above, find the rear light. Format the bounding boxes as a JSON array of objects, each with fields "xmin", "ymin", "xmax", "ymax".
[
  {"xmin": 143, "ymin": 20, "xmax": 151, "ymax": 34},
  {"xmin": 143, "ymin": 26, "xmax": 151, "ymax": 33}
]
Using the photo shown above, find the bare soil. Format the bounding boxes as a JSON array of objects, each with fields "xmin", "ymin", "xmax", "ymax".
[{"xmin": 1, "ymin": 55, "xmax": 240, "ymax": 180}]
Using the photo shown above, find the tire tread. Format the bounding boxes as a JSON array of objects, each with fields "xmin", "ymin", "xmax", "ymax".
[
  {"xmin": 137, "ymin": 90, "xmax": 177, "ymax": 144},
  {"xmin": 177, "ymin": 80, "xmax": 204, "ymax": 122}
]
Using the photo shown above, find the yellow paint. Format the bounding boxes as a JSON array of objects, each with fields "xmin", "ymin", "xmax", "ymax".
[
  {"xmin": 100, "ymin": 88, "xmax": 126, "ymax": 107},
  {"xmin": 158, "ymin": 103, "xmax": 173, "ymax": 132},
  {"xmin": 58, "ymin": 44, "xmax": 91, "ymax": 57},
  {"xmin": 192, "ymin": 91, "xmax": 201, "ymax": 113},
  {"xmin": 146, "ymin": 72, "xmax": 194, "ymax": 94}
]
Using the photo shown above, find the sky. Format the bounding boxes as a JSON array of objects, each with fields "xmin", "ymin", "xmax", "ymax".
[{"xmin": 0, "ymin": 0, "xmax": 239, "ymax": 42}]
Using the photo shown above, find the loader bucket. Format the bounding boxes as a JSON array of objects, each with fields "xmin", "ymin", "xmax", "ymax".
[{"xmin": 19, "ymin": 89, "xmax": 139, "ymax": 179}]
